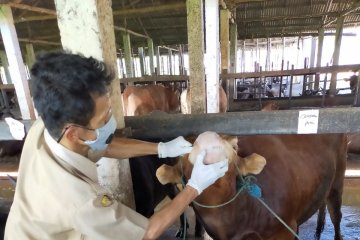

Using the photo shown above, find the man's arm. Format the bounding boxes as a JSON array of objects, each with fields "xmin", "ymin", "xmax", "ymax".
[
  {"xmin": 104, "ymin": 136, "xmax": 193, "ymax": 159},
  {"xmin": 143, "ymin": 186, "xmax": 198, "ymax": 239},
  {"xmin": 105, "ymin": 137, "xmax": 158, "ymax": 159},
  {"xmin": 144, "ymin": 151, "xmax": 229, "ymax": 239}
]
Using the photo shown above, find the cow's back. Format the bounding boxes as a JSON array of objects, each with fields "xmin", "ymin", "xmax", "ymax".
[
  {"xmin": 122, "ymin": 85, "xmax": 179, "ymax": 116},
  {"xmin": 193, "ymin": 134, "xmax": 347, "ymax": 239}
]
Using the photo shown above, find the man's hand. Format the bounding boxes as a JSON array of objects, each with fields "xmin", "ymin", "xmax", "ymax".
[
  {"xmin": 186, "ymin": 150, "xmax": 229, "ymax": 195},
  {"xmin": 158, "ymin": 136, "xmax": 193, "ymax": 158}
]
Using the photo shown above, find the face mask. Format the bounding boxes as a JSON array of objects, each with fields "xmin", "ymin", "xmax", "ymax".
[{"xmin": 84, "ymin": 115, "xmax": 117, "ymax": 151}]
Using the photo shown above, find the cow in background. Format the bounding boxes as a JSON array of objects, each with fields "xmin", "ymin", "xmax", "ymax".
[
  {"xmin": 157, "ymin": 133, "xmax": 347, "ymax": 240},
  {"xmin": 180, "ymin": 86, "xmax": 228, "ymax": 114},
  {"xmin": 122, "ymin": 84, "xmax": 180, "ymax": 116}
]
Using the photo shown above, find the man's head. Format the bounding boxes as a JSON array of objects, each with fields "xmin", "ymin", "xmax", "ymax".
[{"xmin": 31, "ymin": 52, "xmax": 114, "ymax": 146}]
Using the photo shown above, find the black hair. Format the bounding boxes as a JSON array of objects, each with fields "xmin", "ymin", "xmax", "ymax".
[{"xmin": 31, "ymin": 51, "xmax": 114, "ymax": 139}]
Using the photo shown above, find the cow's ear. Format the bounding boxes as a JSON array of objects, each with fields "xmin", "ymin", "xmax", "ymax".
[
  {"xmin": 237, "ymin": 153, "xmax": 266, "ymax": 175},
  {"xmin": 156, "ymin": 163, "xmax": 182, "ymax": 185}
]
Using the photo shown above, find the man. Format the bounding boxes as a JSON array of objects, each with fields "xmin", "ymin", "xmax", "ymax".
[{"xmin": 5, "ymin": 52, "xmax": 228, "ymax": 239}]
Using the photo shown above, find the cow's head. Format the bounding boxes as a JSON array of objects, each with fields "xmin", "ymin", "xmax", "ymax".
[{"xmin": 156, "ymin": 132, "xmax": 266, "ymax": 199}]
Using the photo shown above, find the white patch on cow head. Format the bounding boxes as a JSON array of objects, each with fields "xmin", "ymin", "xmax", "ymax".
[{"xmin": 188, "ymin": 132, "xmax": 238, "ymax": 165}]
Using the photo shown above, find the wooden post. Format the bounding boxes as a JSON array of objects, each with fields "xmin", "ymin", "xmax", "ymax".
[
  {"xmin": 329, "ymin": 16, "xmax": 344, "ymax": 96},
  {"xmin": 204, "ymin": 0, "xmax": 219, "ymax": 113},
  {"xmin": 0, "ymin": 50, "xmax": 12, "ymax": 84},
  {"xmin": 122, "ymin": 33, "xmax": 134, "ymax": 78},
  {"xmin": 308, "ymin": 37, "xmax": 316, "ymax": 89},
  {"xmin": 315, "ymin": 28, "xmax": 324, "ymax": 90},
  {"xmin": 229, "ymin": 22, "xmax": 237, "ymax": 73},
  {"xmin": 186, "ymin": 0, "xmax": 205, "ymax": 113},
  {"xmin": 138, "ymin": 47, "xmax": 145, "ymax": 76},
  {"xmin": 220, "ymin": 9, "xmax": 230, "ymax": 72},
  {"xmin": 0, "ymin": 5, "xmax": 35, "ymax": 120},
  {"xmin": 55, "ymin": 0, "xmax": 134, "ymax": 208},
  {"xmin": 147, "ymin": 38, "xmax": 155, "ymax": 75},
  {"xmin": 25, "ymin": 43, "xmax": 36, "ymax": 70}
]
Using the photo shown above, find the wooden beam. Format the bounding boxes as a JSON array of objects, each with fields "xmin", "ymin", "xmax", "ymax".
[
  {"xmin": 114, "ymin": 25, "xmax": 148, "ymax": 39},
  {"xmin": 229, "ymin": 95, "xmax": 355, "ymax": 112},
  {"xmin": 4, "ymin": 105, "xmax": 360, "ymax": 140},
  {"xmin": 0, "ymin": 5, "xmax": 35, "ymax": 119},
  {"xmin": 237, "ymin": 12, "xmax": 338, "ymax": 23},
  {"xmin": 8, "ymin": 2, "xmax": 56, "ymax": 15},
  {"xmin": 113, "ymin": 2, "xmax": 186, "ymax": 18},
  {"xmin": 14, "ymin": 15, "xmax": 57, "ymax": 23},
  {"xmin": 124, "ymin": 107, "xmax": 360, "ymax": 140},
  {"xmin": 121, "ymin": 75, "xmax": 189, "ymax": 84},
  {"xmin": 0, "ymin": 83, "xmax": 14, "ymax": 90},
  {"xmin": 221, "ymin": 64, "xmax": 360, "ymax": 79},
  {"xmin": 187, "ymin": 0, "xmax": 206, "ymax": 114},
  {"xmin": 18, "ymin": 38, "xmax": 61, "ymax": 46},
  {"xmin": 220, "ymin": 9, "xmax": 230, "ymax": 71}
]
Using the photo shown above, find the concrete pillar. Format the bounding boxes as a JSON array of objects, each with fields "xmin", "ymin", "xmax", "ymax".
[
  {"xmin": 25, "ymin": 43, "xmax": 36, "ymax": 71},
  {"xmin": 204, "ymin": 0, "xmax": 219, "ymax": 113},
  {"xmin": 186, "ymin": 0, "xmax": 206, "ymax": 113},
  {"xmin": 147, "ymin": 38, "xmax": 155, "ymax": 75},
  {"xmin": 315, "ymin": 28, "xmax": 324, "ymax": 90},
  {"xmin": 0, "ymin": 50, "xmax": 12, "ymax": 84},
  {"xmin": 229, "ymin": 23, "xmax": 237, "ymax": 73},
  {"xmin": 138, "ymin": 47, "xmax": 145, "ymax": 76},
  {"xmin": 55, "ymin": 0, "xmax": 134, "ymax": 208},
  {"xmin": 266, "ymin": 38, "xmax": 271, "ymax": 71},
  {"xmin": 308, "ymin": 37, "xmax": 317, "ymax": 89},
  {"xmin": 168, "ymin": 49, "xmax": 173, "ymax": 75},
  {"xmin": 122, "ymin": 33, "xmax": 134, "ymax": 78},
  {"xmin": 282, "ymin": 37, "xmax": 285, "ymax": 62},
  {"xmin": 179, "ymin": 44, "xmax": 185, "ymax": 75},
  {"xmin": 0, "ymin": 5, "xmax": 35, "ymax": 120},
  {"xmin": 220, "ymin": 9, "xmax": 230, "ymax": 71},
  {"xmin": 155, "ymin": 46, "xmax": 160, "ymax": 75},
  {"xmin": 329, "ymin": 16, "xmax": 344, "ymax": 96}
]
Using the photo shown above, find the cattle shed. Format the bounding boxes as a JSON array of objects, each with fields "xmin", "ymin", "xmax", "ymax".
[{"xmin": 0, "ymin": 1, "xmax": 360, "ymax": 237}]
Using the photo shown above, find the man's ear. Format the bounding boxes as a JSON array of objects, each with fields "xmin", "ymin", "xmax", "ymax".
[{"xmin": 64, "ymin": 127, "xmax": 82, "ymax": 143}]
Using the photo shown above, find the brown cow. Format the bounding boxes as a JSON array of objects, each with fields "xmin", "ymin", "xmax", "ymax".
[
  {"xmin": 122, "ymin": 84, "xmax": 180, "ymax": 116},
  {"xmin": 157, "ymin": 133, "xmax": 347, "ymax": 240},
  {"xmin": 181, "ymin": 87, "xmax": 228, "ymax": 113}
]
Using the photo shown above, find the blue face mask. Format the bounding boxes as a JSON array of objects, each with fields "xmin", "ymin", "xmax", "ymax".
[{"xmin": 83, "ymin": 115, "xmax": 117, "ymax": 151}]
